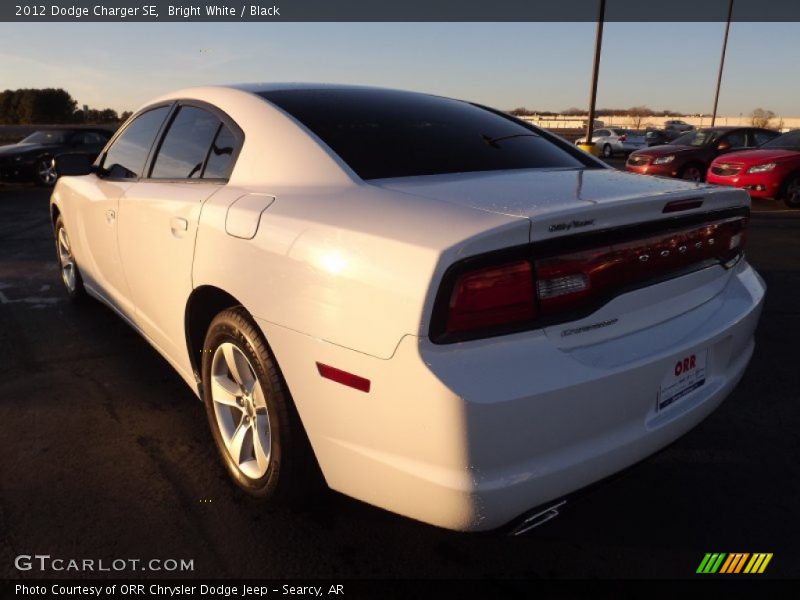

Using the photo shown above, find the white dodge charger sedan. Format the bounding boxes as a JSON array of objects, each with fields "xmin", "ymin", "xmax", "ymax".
[{"xmin": 50, "ymin": 84, "xmax": 765, "ymax": 532}]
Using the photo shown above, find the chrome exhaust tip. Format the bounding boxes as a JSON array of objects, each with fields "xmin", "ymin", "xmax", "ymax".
[{"xmin": 509, "ymin": 500, "xmax": 566, "ymax": 536}]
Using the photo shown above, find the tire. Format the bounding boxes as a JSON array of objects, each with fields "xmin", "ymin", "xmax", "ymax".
[
  {"xmin": 781, "ymin": 173, "xmax": 800, "ymax": 208},
  {"xmin": 35, "ymin": 156, "xmax": 58, "ymax": 187},
  {"xmin": 679, "ymin": 163, "xmax": 705, "ymax": 182},
  {"xmin": 54, "ymin": 215, "xmax": 87, "ymax": 302},
  {"xmin": 201, "ymin": 307, "xmax": 320, "ymax": 500},
  {"xmin": 602, "ymin": 144, "xmax": 613, "ymax": 158}
]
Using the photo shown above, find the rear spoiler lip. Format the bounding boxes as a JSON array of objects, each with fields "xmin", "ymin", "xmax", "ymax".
[{"xmin": 530, "ymin": 205, "xmax": 749, "ymax": 257}]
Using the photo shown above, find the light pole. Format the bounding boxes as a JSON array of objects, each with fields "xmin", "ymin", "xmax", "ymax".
[
  {"xmin": 581, "ymin": 0, "xmax": 606, "ymax": 156},
  {"xmin": 711, "ymin": 0, "xmax": 734, "ymax": 127}
]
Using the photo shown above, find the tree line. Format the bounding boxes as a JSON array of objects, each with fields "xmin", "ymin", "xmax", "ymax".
[{"xmin": 0, "ymin": 88, "xmax": 132, "ymax": 125}]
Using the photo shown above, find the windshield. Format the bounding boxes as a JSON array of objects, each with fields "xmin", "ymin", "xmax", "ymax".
[
  {"xmin": 761, "ymin": 130, "xmax": 800, "ymax": 151},
  {"xmin": 670, "ymin": 129, "xmax": 719, "ymax": 147},
  {"xmin": 258, "ymin": 88, "xmax": 589, "ymax": 180},
  {"xmin": 20, "ymin": 130, "xmax": 71, "ymax": 145}
]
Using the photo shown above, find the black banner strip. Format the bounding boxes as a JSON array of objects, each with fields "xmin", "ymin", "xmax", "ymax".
[{"xmin": 3, "ymin": 0, "xmax": 800, "ymax": 23}]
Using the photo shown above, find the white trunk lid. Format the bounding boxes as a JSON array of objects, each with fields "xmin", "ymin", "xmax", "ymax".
[
  {"xmin": 374, "ymin": 167, "xmax": 751, "ymax": 349},
  {"xmin": 372, "ymin": 168, "xmax": 749, "ymax": 242}
]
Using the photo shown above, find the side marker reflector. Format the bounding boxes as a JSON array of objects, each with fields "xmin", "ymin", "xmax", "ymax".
[{"xmin": 316, "ymin": 362, "xmax": 371, "ymax": 393}]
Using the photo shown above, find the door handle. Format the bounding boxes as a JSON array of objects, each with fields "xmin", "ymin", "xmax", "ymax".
[
  {"xmin": 105, "ymin": 209, "xmax": 115, "ymax": 224},
  {"xmin": 170, "ymin": 217, "xmax": 189, "ymax": 235}
]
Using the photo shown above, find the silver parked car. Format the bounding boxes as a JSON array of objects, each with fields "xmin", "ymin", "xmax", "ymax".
[{"xmin": 576, "ymin": 128, "xmax": 646, "ymax": 158}]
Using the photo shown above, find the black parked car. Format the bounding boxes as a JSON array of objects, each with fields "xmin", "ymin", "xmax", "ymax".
[
  {"xmin": 0, "ymin": 128, "xmax": 112, "ymax": 186},
  {"xmin": 645, "ymin": 128, "xmax": 683, "ymax": 147}
]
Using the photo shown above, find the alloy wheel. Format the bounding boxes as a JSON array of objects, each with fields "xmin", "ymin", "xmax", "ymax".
[
  {"xmin": 210, "ymin": 342, "xmax": 272, "ymax": 479},
  {"xmin": 785, "ymin": 177, "xmax": 800, "ymax": 207},
  {"xmin": 682, "ymin": 167, "xmax": 703, "ymax": 182},
  {"xmin": 37, "ymin": 158, "xmax": 58, "ymax": 186},
  {"xmin": 56, "ymin": 226, "xmax": 76, "ymax": 293}
]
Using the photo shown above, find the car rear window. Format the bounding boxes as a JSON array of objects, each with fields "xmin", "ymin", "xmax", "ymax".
[
  {"xmin": 762, "ymin": 130, "xmax": 800, "ymax": 150},
  {"xmin": 672, "ymin": 129, "xmax": 719, "ymax": 147},
  {"xmin": 258, "ymin": 88, "xmax": 587, "ymax": 180}
]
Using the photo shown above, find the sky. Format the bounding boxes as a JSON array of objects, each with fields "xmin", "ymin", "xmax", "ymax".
[{"xmin": 1, "ymin": 21, "xmax": 798, "ymax": 116}]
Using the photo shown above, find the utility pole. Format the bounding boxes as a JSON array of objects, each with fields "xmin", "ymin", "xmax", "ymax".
[
  {"xmin": 583, "ymin": 0, "xmax": 606, "ymax": 153},
  {"xmin": 711, "ymin": 0, "xmax": 734, "ymax": 127}
]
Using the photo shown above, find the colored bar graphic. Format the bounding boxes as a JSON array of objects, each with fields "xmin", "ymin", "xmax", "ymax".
[
  {"xmin": 758, "ymin": 553, "xmax": 773, "ymax": 573},
  {"xmin": 697, "ymin": 553, "xmax": 713, "ymax": 573},
  {"xmin": 744, "ymin": 554, "xmax": 759, "ymax": 573},
  {"xmin": 704, "ymin": 553, "xmax": 719, "ymax": 573},
  {"xmin": 710, "ymin": 553, "xmax": 726, "ymax": 573},
  {"xmin": 733, "ymin": 553, "xmax": 749, "ymax": 573},
  {"xmin": 720, "ymin": 553, "xmax": 739, "ymax": 573},
  {"xmin": 697, "ymin": 553, "xmax": 724, "ymax": 573},
  {"xmin": 701, "ymin": 552, "xmax": 773, "ymax": 574},
  {"xmin": 719, "ymin": 554, "xmax": 735, "ymax": 573}
]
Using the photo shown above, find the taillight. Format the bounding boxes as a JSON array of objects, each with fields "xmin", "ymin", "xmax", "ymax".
[
  {"xmin": 446, "ymin": 260, "xmax": 534, "ymax": 334},
  {"xmin": 619, "ymin": 134, "xmax": 627, "ymax": 142},
  {"xmin": 533, "ymin": 217, "xmax": 747, "ymax": 318},
  {"xmin": 433, "ymin": 215, "xmax": 747, "ymax": 343}
]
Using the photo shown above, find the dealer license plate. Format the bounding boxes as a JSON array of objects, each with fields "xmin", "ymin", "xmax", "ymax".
[{"xmin": 658, "ymin": 349, "xmax": 708, "ymax": 411}]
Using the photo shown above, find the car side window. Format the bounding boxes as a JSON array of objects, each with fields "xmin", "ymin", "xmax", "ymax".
[
  {"xmin": 71, "ymin": 131, "xmax": 106, "ymax": 146},
  {"xmin": 722, "ymin": 131, "xmax": 746, "ymax": 149},
  {"xmin": 102, "ymin": 107, "xmax": 170, "ymax": 179},
  {"xmin": 202, "ymin": 124, "xmax": 237, "ymax": 179},
  {"xmin": 753, "ymin": 131, "xmax": 776, "ymax": 146},
  {"xmin": 150, "ymin": 106, "xmax": 222, "ymax": 179}
]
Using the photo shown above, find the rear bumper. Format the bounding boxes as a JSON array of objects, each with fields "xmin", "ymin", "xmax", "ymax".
[
  {"xmin": 617, "ymin": 142, "xmax": 646, "ymax": 154},
  {"xmin": 259, "ymin": 260, "xmax": 765, "ymax": 531}
]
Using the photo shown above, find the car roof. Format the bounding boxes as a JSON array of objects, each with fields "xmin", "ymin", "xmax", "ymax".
[
  {"xmin": 31, "ymin": 127, "xmax": 109, "ymax": 133},
  {"xmin": 231, "ymin": 82, "xmax": 413, "ymax": 95}
]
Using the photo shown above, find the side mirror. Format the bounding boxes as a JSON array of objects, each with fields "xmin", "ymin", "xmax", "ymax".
[
  {"xmin": 54, "ymin": 153, "xmax": 94, "ymax": 177},
  {"xmin": 717, "ymin": 141, "xmax": 731, "ymax": 152}
]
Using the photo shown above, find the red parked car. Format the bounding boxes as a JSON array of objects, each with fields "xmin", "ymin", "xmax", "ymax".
[
  {"xmin": 707, "ymin": 129, "xmax": 800, "ymax": 208},
  {"xmin": 625, "ymin": 127, "xmax": 779, "ymax": 182}
]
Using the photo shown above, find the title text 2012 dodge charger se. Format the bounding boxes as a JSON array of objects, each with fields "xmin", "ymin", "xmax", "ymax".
[{"xmin": 51, "ymin": 84, "xmax": 765, "ymax": 532}]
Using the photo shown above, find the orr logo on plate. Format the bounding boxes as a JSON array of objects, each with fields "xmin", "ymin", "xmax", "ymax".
[{"xmin": 658, "ymin": 350, "xmax": 708, "ymax": 411}]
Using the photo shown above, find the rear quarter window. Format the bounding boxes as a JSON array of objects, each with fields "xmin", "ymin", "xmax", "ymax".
[{"xmin": 150, "ymin": 106, "xmax": 221, "ymax": 179}]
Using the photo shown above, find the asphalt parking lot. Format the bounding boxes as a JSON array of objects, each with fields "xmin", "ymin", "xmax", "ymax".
[{"xmin": 1, "ymin": 180, "xmax": 798, "ymax": 581}]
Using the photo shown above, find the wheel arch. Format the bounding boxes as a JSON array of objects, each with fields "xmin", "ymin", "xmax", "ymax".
[
  {"xmin": 779, "ymin": 168, "xmax": 800, "ymax": 193},
  {"xmin": 680, "ymin": 160, "xmax": 707, "ymax": 180},
  {"xmin": 185, "ymin": 285, "xmax": 249, "ymax": 393},
  {"xmin": 779, "ymin": 169, "xmax": 800, "ymax": 206},
  {"xmin": 50, "ymin": 203, "xmax": 61, "ymax": 229}
]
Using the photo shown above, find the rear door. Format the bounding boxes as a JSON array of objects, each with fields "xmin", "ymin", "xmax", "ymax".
[{"xmin": 117, "ymin": 103, "xmax": 242, "ymax": 371}]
